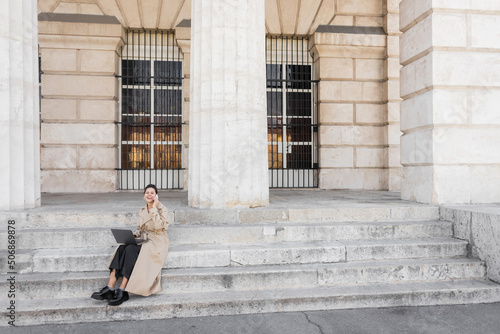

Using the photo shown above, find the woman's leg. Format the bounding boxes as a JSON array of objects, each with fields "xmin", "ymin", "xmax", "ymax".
[
  {"xmin": 119, "ymin": 244, "xmax": 142, "ymax": 289},
  {"xmin": 107, "ymin": 269, "xmax": 118, "ymax": 288},
  {"xmin": 108, "ymin": 245, "xmax": 140, "ymax": 306},
  {"xmin": 91, "ymin": 268, "xmax": 117, "ymax": 300},
  {"xmin": 120, "ymin": 276, "xmax": 128, "ymax": 289},
  {"xmin": 108, "ymin": 244, "xmax": 128, "ymax": 280}
]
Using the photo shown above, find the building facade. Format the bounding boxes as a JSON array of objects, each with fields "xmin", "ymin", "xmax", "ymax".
[{"xmin": 2, "ymin": 0, "xmax": 500, "ymax": 209}]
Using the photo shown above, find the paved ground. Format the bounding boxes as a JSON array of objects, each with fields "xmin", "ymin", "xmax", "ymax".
[
  {"xmin": 6, "ymin": 189, "xmax": 433, "ymax": 214},
  {"xmin": 7, "ymin": 189, "xmax": 497, "ymax": 216},
  {"xmin": 6, "ymin": 303, "xmax": 500, "ymax": 334}
]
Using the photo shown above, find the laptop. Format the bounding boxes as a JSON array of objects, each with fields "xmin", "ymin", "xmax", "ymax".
[{"xmin": 111, "ymin": 229, "xmax": 147, "ymax": 246}]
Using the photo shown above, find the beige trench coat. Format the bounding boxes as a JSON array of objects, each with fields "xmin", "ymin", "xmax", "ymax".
[{"xmin": 108, "ymin": 201, "xmax": 170, "ymax": 296}]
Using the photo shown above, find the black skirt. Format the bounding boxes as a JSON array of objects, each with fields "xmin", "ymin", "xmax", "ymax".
[{"xmin": 109, "ymin": 244, "xmax": 142, "ymax": 280}]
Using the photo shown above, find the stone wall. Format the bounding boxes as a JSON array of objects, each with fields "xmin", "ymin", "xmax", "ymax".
[
  {"xmin": 400, "ymin": 1, "xmax": 500, "ymax": 204},
  {"xmin": 34, "ymin": 0, "xmax": 403, "ymax": 193},
  {"xmin": 307, "ymin": 0, "xmax": 404, "ymax": 192},
  {"xmin": 38, "ymin": 13, "xmax": 123, "ymax": 192},
  {"xmin": 310, "ymin": 26, "xmax": 388, "ymax": 190},
  {"xmin": 384, "ymin": 0, "xmax": 402, "ymax": 191},
  {"xmin": 441, "ymin": 206, "xmax": 500, "ymax": 284},
  {"xmin": 333, "ymin": 0, "xmax": 385, "ymax": 27}
]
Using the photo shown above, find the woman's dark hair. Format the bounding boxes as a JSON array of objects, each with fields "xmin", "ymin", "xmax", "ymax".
[{"xmin": 144, "ymin": 184, "xmax": 158, "ymax": 194}]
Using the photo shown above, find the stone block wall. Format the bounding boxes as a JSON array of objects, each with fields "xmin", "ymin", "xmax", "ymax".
[
  {"xmin": 34, "ymin": 0, "xmax": 402, "ymax": 194},
  {"xmin": 310, "ymin": 26, "xmax": 388, "ymax": 190},
  {"xmin": 441, "ymin": 206, "xmax": 500, "ymax": 284},
  {"xmin": 38, "ymin": 13, "xmax": 123, "ymax": 192},
  {"xmin": 333, "ymin": 0, "xmax": 385, "ymax": 27},
  {"xmin": 400, "ymin": 1, "xmax": 500, "ymax": 203}
]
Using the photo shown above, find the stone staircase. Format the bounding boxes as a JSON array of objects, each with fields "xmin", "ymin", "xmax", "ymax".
[{"xmin": 2, "ymin": 203, "xmax": 500, "ymax": 326}]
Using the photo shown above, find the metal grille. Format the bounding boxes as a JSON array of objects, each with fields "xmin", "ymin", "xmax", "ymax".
[
  {"xmin": 266, "ymin": 36, "xmax": 319, "ymax": 188},
  {"xmin": 39, "ymin": 53, "xmax": 42, "ymax": 138},
  {"xmin": 118, "ymin": 30, "xmax": 184, "ymax": 190}
]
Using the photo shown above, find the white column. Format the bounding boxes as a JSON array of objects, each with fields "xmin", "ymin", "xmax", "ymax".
[
  {"xmin": 400, "ymin": 1, "xmax": 500, "ymax": 204},
  {"xmin": 0, "ymin": 0, "xmax": 40, "ymax": 210},
  {"xmin": 189, "ymin": 0, "xmax": 269, "ymax": 208}
]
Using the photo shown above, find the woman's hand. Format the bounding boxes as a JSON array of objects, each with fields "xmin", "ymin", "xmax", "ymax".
[
  {"xmin": 153, "ymin": 194, "xmax": 159, "ymax": 209},
  {"xmin": 133, "ymin": 230, "xmax": 141, "ymax": 238}
]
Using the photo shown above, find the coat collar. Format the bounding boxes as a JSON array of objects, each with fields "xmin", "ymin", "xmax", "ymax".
[{"xmin": 140, "ymin": 201, "xmax": 164, "ymax": 213}]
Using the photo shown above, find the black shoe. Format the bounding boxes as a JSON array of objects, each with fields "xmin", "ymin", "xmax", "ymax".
[
  {"xmin": 108, "ymin": 289, "xmax": 129, "ymax": 306},
  {"xmin": 91, "ymin": 286, "xmax": 114, "ymax": 301}
]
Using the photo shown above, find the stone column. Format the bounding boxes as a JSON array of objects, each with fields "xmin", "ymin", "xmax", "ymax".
[
  {"xmin": 400, "ymin": 1, "xmax": 500, "ymax": 204},
  {"xmin": 0, "ymin": 0, "xmax": 40, "ymax": 210},
  {"xmin": 189, "ymin": 0, "xmax": 269, "ymax": 209}
]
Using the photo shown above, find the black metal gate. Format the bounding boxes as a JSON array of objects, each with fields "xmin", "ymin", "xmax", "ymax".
[
  {"xmin": 118, "ymin": 30, "xmax": 183, "ymax": 190},
  {"xmin": 266, "ymin": 36, "xmax": 319, "ymax": 188}
]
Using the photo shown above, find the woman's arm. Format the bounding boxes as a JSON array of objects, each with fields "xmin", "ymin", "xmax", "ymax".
[
  {"xmin": 134, "ymin": 211, "xmax": 142, "ymax": 236},
  {"xmin": 148, "ymin": 205, "xmax": 169, "ymax": 231}
]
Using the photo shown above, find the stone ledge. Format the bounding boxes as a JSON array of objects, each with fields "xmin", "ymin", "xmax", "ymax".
[
  {"xmin": 315, "ymin": 25, "xmax": 386, "ymax": 35},
  {"xmin": 176, "ymin": 19, "xmax": 191, "ymax": 28},
  {"xmin": 1, "ymin": 258, "xmax": 483, "ymax": 300},
  {"xmin": 38, "ymin": 35, "xmax": 124, "ymax": 51},
  {"xmin": 311, "ymin": 45, "xmax": 387, "ymax": 59},
  {"xmin": 6, "ymin": 280, "xmax": 500, "ymax": 327},
  {"xmin": 1, "ymin": 221, "xmax": 452, "ymax": 251},
  {"xmin": 0, "ymin": 238, "xmax": 466, "ymax": 274},
  {"xmin": 311, "ymin": 31, "xmax": 386, "ymax": 48},
  {"xmin": 38, "ymin": 13, "xmax": 123, "ymax": 38},
  {"xmin": 441, "ymin": 205, "xmax": 500, "ymax": 283},
  {"xmin": 38, "ymin": 13, "xmax": 121, "ymax": 25}
]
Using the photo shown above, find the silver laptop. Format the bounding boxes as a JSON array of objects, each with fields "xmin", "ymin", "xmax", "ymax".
[{"xmin": 111, "ymin": 229, "xmax": 146, "ymax": 245}]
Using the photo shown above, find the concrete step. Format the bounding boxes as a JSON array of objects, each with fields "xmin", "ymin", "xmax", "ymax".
[
  {"xmin": 4, "ymin": 204, "xmax": 439, "ymax": 229},
  {"xmin": 341, "ymin": 238, "xmax": 467, "ymax": 261},
  {"xmin": 1, "ymin": 238, "xmax": 468, "ymax": 274},
  {"xmin": 2, "ymin": 258, "xmax": 486, "ymax": 300},
  {"xmin": 9, "ymin": 279, "xmax": 500, "ymax": 326},
  {"xmin": 5, "ymin": 220, "xmax": 453, "ymax": 250}
]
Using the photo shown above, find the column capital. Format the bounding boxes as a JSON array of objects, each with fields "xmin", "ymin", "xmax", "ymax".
[
  {"xmin": 309, "ymin": 25, "xmax": 387, "ymax": 60},
  {"xmin": 175, "ymin": 19, "xmax": 191, "ymax": 54},
  {"xmin": 38, "ymin": 13, "xmax": 125, "ymax": 52}
]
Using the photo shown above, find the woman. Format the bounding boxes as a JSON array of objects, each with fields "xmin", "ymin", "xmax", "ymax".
[{"xmin": 91, "ymin": 184, "xmax": 170, "ymax": 306}]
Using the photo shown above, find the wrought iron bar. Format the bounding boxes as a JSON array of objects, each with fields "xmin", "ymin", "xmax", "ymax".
[
  {"xmin": 266, "ymin": 36, "xmax": 318, "ymax": 188},
  {"xmin": 118, "ymin": 30, "xmax": 184, "ymax": 190}
]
